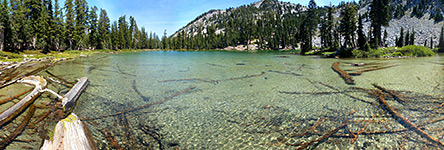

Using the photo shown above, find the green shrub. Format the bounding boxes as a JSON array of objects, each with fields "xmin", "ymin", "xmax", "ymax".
[
  {"xmin": 352, "ymin": 49, "xmax": 366, "ymax": 58},
  {"xmin": 398, "ymin": 45, "xmax": 434, "ymax": 57}
]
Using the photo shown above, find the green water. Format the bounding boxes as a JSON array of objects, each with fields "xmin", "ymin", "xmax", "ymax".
[{"xmin": 47, "ymin": 51, "xmax": 444, "ymax": 149}]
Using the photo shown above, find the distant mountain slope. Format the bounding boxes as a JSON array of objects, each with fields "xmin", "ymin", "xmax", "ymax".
[{"xmin": 169, "ymin": 0, "xmax": 443, "ymax": 50}]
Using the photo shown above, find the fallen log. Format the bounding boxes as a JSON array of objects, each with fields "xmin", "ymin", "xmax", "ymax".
[
  {"xmin": 0, "ymin": 88, "xmax": 33, "ymax": 105},
  {"xmin": 0, "ymin": 104, "xmax": 35, "ymax": 149},
  {"xmin": 349, "ymin": 65, "xmax": 396, "ymax": 76},
  {"xmin": 40, "ymin": 113, "xmax": 96, "ymax": 150},
  {"xmin": 61, "ymin": 77, "xmax": 89, "ymax": 113},
  {"xmin": 84, "ymin": 86, "xmax": 195, "ymax": 121},
  {"xmin": 332, "ymin": 62, "xmax": 355, "ymax": 85},
  {"xmin": 45, "ymin": 70, "xmax": 74, "ymax": 85},
  {"xmin": 377, "ymin": 94, "xmax": 444, "ymax": 147},
  {"xmin": 372, "ymin": 83, "xmax": 406, "ymax": 103},
  {"xmin": 0, "ymin": 76, "xmax": 46, "ymax": 128},
  {"xmin": 100, "ymin": 129, "xmax": 124, "ymax": 150}
]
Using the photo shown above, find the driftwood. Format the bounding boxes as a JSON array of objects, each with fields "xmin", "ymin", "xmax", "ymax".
[
  {"xmin": 40, "ymin": 113, "xmax": 96, "ymax": 150},
  {"xmin": 84, "ymin": 86, "xmax": 195, "ymax": 121},
  {"xmin": 372, "ymin": 83, "xmax": 406, "ymax": 103},
  {"xmin": 0, "ymin": 104, "xmax": 35, "ymax": 148},
  {"xmin": 268, "ymin": 70, "xmax": 302, "ymax": 76},
  {"xmin": 331, "ymin": 62, "xmax": 355, "ymax": 85},
  {"xmin": 45, "ymin": 70, "xmax": 74, "ymax": 85},
  {"xmin": 61, "ymin": 77, "xmax": 89, "ymax": 113},
  {"xmin": 0, "ymin": 88, "xmax": 33, "ymax": 105},
  {"xmin": 0, "ymin": 76, "xmax": 47, "ymax": 127},
  {"xmin": 349, "ymin": 65, "xmax": 396, "ymax": 76},
  {"xmin": 100, "ymin": 129, "xmax": 124, "ymax": 150},
  {"xmin": 377, "ymin": 93, "xmax": 444, "ymax": 147}
]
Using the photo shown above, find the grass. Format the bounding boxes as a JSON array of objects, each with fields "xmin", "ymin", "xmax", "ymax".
[
  {"xmin": 352, "ymin": 45, "xmax": 435, "ymax": 58},
  {"xmin": 0, "ymin": 49, "xmax": 153, "ymax": 63}
]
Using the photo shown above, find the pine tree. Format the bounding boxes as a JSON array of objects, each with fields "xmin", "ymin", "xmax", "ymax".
[
  {"xmin": 339, "ymin": 3, "xmax": 357, "ymax": 49},
  {"xmin": 162, "ymin": 29, "xmax": 168, "ymax": 49},
  {"xmin": 381, "ymin": 29, "xmax": 387, "ymax": 47},
  {"xmin": 64, "ymin": 0, "xmax": 75, "ymax": 50},
  {"xmin": 118, "ymin": 15, "xmax": 127, "ymax": 49},
  {"xmin": 410, "ymin": 28, "xmax": 415, "ymax": 45},
  {"xmin": 98, "ymin": 9, "xmax": 110, "ymax": 49},
  {"xmin": 439, "ymin": 26, "xmax": 444, "ymax": 53},
  {"xmin": 0, "ymin": 0, "xmax": 13, "ymax": 52},
  {"xmin": 53, "ymin": 0, "xmax": 64, "ymax": 51},
  {"xmin": 430, "ymin": 36, "xmax": 433, "ymax": 49},
  {"xmin": 10, "ymin": 0, "xmax": 31, "ymax": 50},
  {"xmin": 305, "ymin": 0, "xmax": 318, "ymax": 51},
  {"xmin": 397, "ymin": 27, "xmax": 404, "ymax": 47},
  {"xmin": 89, "ymin": 6, "xmax": 98, "ymax": 50},
  {"xmin": 74, "ymin": 0, "xmax": 88, "ymax": 49},
  {"xmin": 424, "ymin": 39, "xmax": 427, "ymax": 47},
  {"xmin": 26, "ymin": 0, "xmax": 42, "ymax": 49},
  {"xmin": 38, "ymin": 0, "xmax": 51, "ymax": 52},
  {"xmin": 370, "ymin": 0, "xmax": 391, "ymax": 48},
  {"xmin": 405, "ymin": 30, "xmax": 409, "ymax": 46}
]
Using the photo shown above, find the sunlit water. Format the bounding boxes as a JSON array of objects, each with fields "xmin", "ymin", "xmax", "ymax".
[{"xmin": 44, "ymin": 51, "xmax": 444, "ymax": 149}]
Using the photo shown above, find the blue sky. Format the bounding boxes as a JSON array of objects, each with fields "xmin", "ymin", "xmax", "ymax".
[{"xmin": 58, "ymin": 0, "xmax": 345, "ymax": 36}]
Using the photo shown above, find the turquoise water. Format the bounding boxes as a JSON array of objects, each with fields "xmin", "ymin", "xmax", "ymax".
[{"xmin": 45, "ymin": 51, "xmax": 444, "ymax": 149}]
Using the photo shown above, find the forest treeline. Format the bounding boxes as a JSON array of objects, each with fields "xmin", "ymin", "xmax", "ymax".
[
  {"xmin": 0, "ymin": 0, "xmax": 444, "ymax": 56},
  {"xmin": 167, "ymin": 0, "xmax": 444, "ymax": 56},
  {"xmin": 0, "ymin": 0, "xmax": 161, "ymax": 53}
]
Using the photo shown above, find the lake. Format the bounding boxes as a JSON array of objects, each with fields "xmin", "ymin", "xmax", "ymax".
[{"xmin": 14, "ymin": 51, "xmax": 444, "ymax": 149}]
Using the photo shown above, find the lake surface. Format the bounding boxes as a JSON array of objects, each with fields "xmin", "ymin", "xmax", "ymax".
[{"xmin": 46, "ymin": 51, "xmax": 444, "ymax": 149}]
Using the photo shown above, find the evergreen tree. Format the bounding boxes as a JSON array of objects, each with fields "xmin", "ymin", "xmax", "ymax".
[
  {"xmin": 357, "ymin": 14, "xmax": 366, "ymax": 50},
  {"xmin": 74, "ymin": 0, "xmax": 88, "ymax": 49},
  {"xmin": 38, "ymin": 0, "xmax": 51, "ymax": 52},
  {"xmin": 98, "ymin": 9, "xmax": 110, "ymax": 49},
  {"xmin": 89, "ymin": 6, "xmax": 98, "ymax": 49},
  {"xmin": 339, "ymin": 3, "xmax": 357, "ymax": 48},
  {"xmin": 383, "ymin": 29, "xmax": 387, "ymax": 47},
  {"xmin": 26, "ymin": 0, "xmax": 42, "ymax": 49},
  {"xmin": 410, "ymin": 28, "xmax": 415, "ymax": 45},
  {"xmin": 405, "ymin": 30, "xmax": 409, "ymax": 46},
  {"xmin": 430, "ymin": 36, "xmax": 433, "ymax": 49},
  {"xmin": 10, "ymin": 0, "xmax": 31, "ymax": 50},
  {"xmin": 439, "ymin": 26, "xmax": 444, "ymax": 53},
  {"xmin": 305, "ymin": 0, "xmax": 318, "ymax": 51},
  {"xmin": 53, "ymin": 0, "xmax": 64, "ymax": 51},
  {"xmin": 162, "ymin": 29, "xmax": 168, "ymax": 49},
  {"xmin": 0, "ymin": 0, "xmax": 13, "ymax": 52},
  {"xmin": 118, "ymin": 15, "xmax": 127, "ymax": 49},
  {"xmin": 64, "ymin": 0, "xmax": 75, "ymax": 50},
  {"xmin": 397, "ymin": 27, "xmax": 404, "ymax": 47},
  {"xmin": 370, "ymin": 0, "xmax": 391, "ymax": 47}
]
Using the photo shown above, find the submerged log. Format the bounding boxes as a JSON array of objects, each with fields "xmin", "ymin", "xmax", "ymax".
[
  {"xmin": 40, "ymin": 113, "xmax": 96, "ymax": 150},
  {"xmin": 377, "ymin": 93, "xmax": 444, "ymax": 147},
  {"xmin": 84, "ymin": 86, "xmax": 195, "ymax": 121},
  {"xmin": 0, "ymin": 76, "xmax": 46, "ymax": 127},
  {"xmin": 332, "ymin": 62, "xmax": 355, "ymax": 85},
  {"xmin": 0, "ymin": 105, "xmax": 35, "ymax": 149},
  {"xmin": 62, "ymin": 77, "xmax": 89, "ymax": 113},
  {"xmin": 372, "ymin": 83, "xmax": 406, "ymax": 103},
  {"xmin": 349, "ymin": 65, "xmax": 396, "ymax": 76}
]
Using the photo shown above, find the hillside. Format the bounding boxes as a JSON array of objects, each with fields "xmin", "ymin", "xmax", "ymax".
[{"xmin": 168, "ymin": 0, "xmax": 444, "ymax": 51}]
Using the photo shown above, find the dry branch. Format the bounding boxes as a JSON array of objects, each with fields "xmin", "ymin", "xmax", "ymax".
[
  {"xmin": 332, "ymin": 62, "xmax": 354, "ymax": 85},
  {"xmin": 0, "ymin": 88, "xmax": 33, "ymax": 105},
  {"xmin": 377, "ymin": 94, "xmax": 444, "ymax": 147},
  {"xmin": 0, "ymin": 104, "xmax": 35, "ymax": 149},
  {"xmin": 0, "ymin": 76, "xmax": 46, "ymax": 128},
  {"xmin": 349, "ymin": 65, "xmax": 396, "ymax": 76},
  {"xmin": 100, "ymin": 129, "xmax": 124, "ymax": 150},
  {"xmin": 45, "ymin": 70, "xmax": 74, "ymax": 85},
  {"xmin": 372, "ymin": 83, "xmax": 406, "ymax": 103},
  {"xmin": 83, "ymin": 86, "xmax": 195, "ymax": 121}
]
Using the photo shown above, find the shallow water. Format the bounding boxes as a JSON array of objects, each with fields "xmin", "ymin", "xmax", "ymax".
[{"xmin": 30, "ymin": 51, "xmax": 444, "ymax": 149}]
